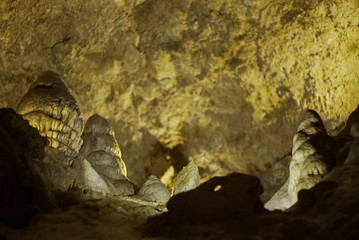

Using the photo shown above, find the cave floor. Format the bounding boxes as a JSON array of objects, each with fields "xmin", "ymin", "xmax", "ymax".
[
  {"xmin": 0, "ymin": 197, "xmax": 166, "ymax": 240},
  {"xmin": 2, "ymin": 166, "xmax": 359, "ymax": 240}
]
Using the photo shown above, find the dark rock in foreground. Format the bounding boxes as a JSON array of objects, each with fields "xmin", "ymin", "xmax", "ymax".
[
  {"xmin": 146, "ymin": 166, "xmax": 359, "ymax": 239},
  {"xmin": 0, "ymin": 108, "xmax": 57, "ymax": 228},
  {"xmin": 165, "ymin": 173, "xmax": 264, "ymax": 223}
]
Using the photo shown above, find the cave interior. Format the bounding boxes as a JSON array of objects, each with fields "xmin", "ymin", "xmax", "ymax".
[{"xmin": 0, "ymin": 0, "xmax": 359, "ymax": 239}]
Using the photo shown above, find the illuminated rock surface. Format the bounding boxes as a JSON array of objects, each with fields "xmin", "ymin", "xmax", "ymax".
[
  {"xmin": 146, "ymin": 166, "xmax": 359, "ymax": 240},
  {"xmin": 16, "ymin": 71, "xmax": 84, "ymax": 164},
  {"xmin": 137, "ymin": 175, "xmax": 171, "ymax": 204},
  {"xmin": 265, "ymin": 108, "xmax": 356, "ymax": 210},
  {"xmin": 80, "ymin": 114, "xmax": 127, "ymax": 178},
  {"xmin": 172, "ymin": 159, "xmax": 200, "ymax": 195},
  {"xmin": 258, "ymin": 155, "xmax": 290, "ymax": 203},
  {"xmin": 80, "ymin": 114, "xmax": 134, "ymax": 195},
  {"xmin": 0, "ymin": 109, "xmax": 166, "ymax": 235},
  {"xmin": 271, "ymin": 109, "xmax": 334, "ymax": 209},
  {"xmin": 1, "ymin": 109, "xmax": 359, "ymax": 239},
  {"xmin": 289, "ymin": 110, "xmax": 332, "ymax": 202},
  {"xmin": 0, "ymin": 0, "xmax": 358, "ymax": 185},
  {"xmin": 0, "ymin": 0, "xmax": 359, "ymax": 239}
]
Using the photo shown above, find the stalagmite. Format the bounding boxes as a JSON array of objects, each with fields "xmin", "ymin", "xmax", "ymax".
[{"xmin": 17, "ymin": 71, "xmax": 84, "ymax": 165}]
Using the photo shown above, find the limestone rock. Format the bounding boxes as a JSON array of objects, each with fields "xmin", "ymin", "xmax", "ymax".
[
  {"xmin": 36, "ymin": 147, "xmax": 78, "ymax": 191},
  {"xmin": 1, "ymin": 0, "xmax": 358, "ymax": 185},
  {"xmin": 68, "ymin": 157, "xmax": 134, "ymax": 199},
  {"xmin": 342, "ymin": 107, "xmax": 359, "ymax": 165},
  {"xmin": 287, "ymin": 110, "xmax": 333, "ymax": 204},
  {"xmin": 80, "ymin": 114, "xmax": 127, "ymax": 177},
  {"xmin": 16, "ymin": 71, "xmax": 84, "ymax": 165},
  {"xmin": 80, "ymin": 114, "xmax": 133, "ymax": 195},
  {"xmin": 266, "ymin": 110, "xmax": 334, "ymax": 210},
  {"xmin": 172, "ymin": 160, "xmax": 199, "ymax": 195},
  {"xmin": 344, "ymin": 137, "xmax": 359, "ymax": 165},
  {"xmin": 137, "ymin": 175, "xmax": 171, "ymax": 204},
  {"xmin": 258, "ymin": 155, "xmax": 290, "ymax": 203},
  {"xmin": 0, "ymin": 108, "xmax": 57, "ymax": 227},
  {"xmin": 111, "ymin": 180, "xmax": 135, "ymax": 196},
  {"xmin": 1, "ymin": 0, "xmax": 359, "ymax": 237},
  {"xmin": 165, "ymin": 173, "xmax": 263, "ymax": 222},
  {"xmin": 266, "ymin": 107, "xmax": 359, "ymax": 210},
  {"xmin": 264, "ymin": 179, "xmax": 292, "ymax": 211},
  {"xmin": 81, "ymin": 158, "xmax": 115, "ymax": 195},
  {"xmin": 339, "ymin": 106, "xmax": 359, "ymax": 137}
]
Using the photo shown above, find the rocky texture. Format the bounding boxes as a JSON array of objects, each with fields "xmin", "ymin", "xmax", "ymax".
[
  {"xmin": 258, "ymin": 155, "xmax": 290, "ymax": 203},
  {"xmin": 37, "ymin": 147, "xmax": 79, "ymax": 191},
  {"xmin": 80, "ymin": 158, "xmax": 118, "ymax": 195},
  {"xmin": 14, "ymin": 112, "xmax": 134, "ymax": 198},
  {"xmin": 0, "ymin": 109, "xmax": 57, "ymax": 227},
  {"xmin": 145, "ymin": 166, "xmax": 359, "ymax": 239},
  {"xmin": 165, "ymin": 173, "xmax": 264, "ymax": 222},
  {"xmin": 1, "ymin": 0, "xmax": 359, "ymax": 236},
  {"xmin": 80, "ymin": 114, "xmax": 127, "ymax": 177},
  {"xmin": 21, "ymin": 113, "xmax": 133, "ymax": 197},
  {"xmin": 1, "ymin": 0, "xmax": 358, "ymax": 185},
  {"xmin": 0, "ymin": 107, "xmax": 167, "ymax": 232},
  {"xmin": 3, "ymin": 164, "xmax": 359, "ymax": 240},
  {"xmin": 1, "ymin": 197, "xmax": 165, "ymax": 240},
  {"xmin": 78, "ymin": 157, "xmax": 135, "ymax": 197},
  {"xmin": 37, "ymin": 146, "xmax": 134, "ymax": 197},
  {"xmin": 287, "ymin": 110, "xmax": 333, "ymax": 205},
  {"xmin": 16, "ymin": 71, "xmax": 84, "ymax": 165},
  {"xmin": 266, "ymin": 108, "xmax": 358, "ymax": 210},
  {"xmin": 80, "ymin": 114, "xmax": 134, "ymax": 195},
  {"xmin": 339, "ymin": 106, "xmax": 359, "ymax": 137},
  {"xmin": 137, "ymin": 175, "xmax": 171, "ymax": 204},
  {"xmin": 345, "ymin": 137, "xmax": 359, "ymax": 164},
  {"xmin": 1, "ymin": 106, "xmax": 359, "ymax": 239},
  {"xmin": 172, "ymin": 160, "xmax": 200, "ymax": 195},
  {"xmin": 0, "ymin": 108, "xmax": 128, "ymax": 228},
  {"xmin": 342, "ymin": 107, "xmax": 359, "ymax": 164}
]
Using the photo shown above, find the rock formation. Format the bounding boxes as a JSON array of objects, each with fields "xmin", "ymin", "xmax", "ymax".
[
  {"xmin": 258, "ymin": 155, "xmax": 290, "ymax": 203},
  {"xmin": 344, "ymin": 137, "xmax": 359, "ymax": 165},
  {"xmin": 1, "ymin": 0, "xmax": 358, "ymax": 184},
  {"xmin": 266, "ymin": 107, "xmax": 358, "ymax": 210},
  {"xmin": 155, "ymin": 173, "xmax": 264, "ymax": 223},
  {"xmin": 172, "ymin": 159, "xmax": 200, "ymax": 195},
  {"xmin": 137, "ymin": 175, "xmax": 171, "ymax": 204},
  {"xmin": 288, "ymin": 110, "xmax": 333, "ymax": 204},
  {"xmin": 16, "ymin": 71, "xmax": 84, "ymax": 165},
  {"xmin": 0, "ymin": 108, "xmax": 57, "ymax": 227},
  {"xmin": 79, "ymin": 114, "xmax": 134, "ymax": 195},
  {"xmin": 146, "ymin": 164, "xmax": 359, "ymax": 239},
  {"xmin": 0, "ymin": 0, "xmax": 359, "ymax": 238}
]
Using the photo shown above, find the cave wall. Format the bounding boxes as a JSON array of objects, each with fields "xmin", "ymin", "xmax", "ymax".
[{"xmin": 0, "ymin": 0, "xmax": 358, "ymax": 185}]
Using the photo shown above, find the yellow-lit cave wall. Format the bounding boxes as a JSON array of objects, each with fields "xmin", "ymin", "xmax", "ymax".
[{"xmin": 0, "ymin": 0, "xmax": 358, "ymax": 185}]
